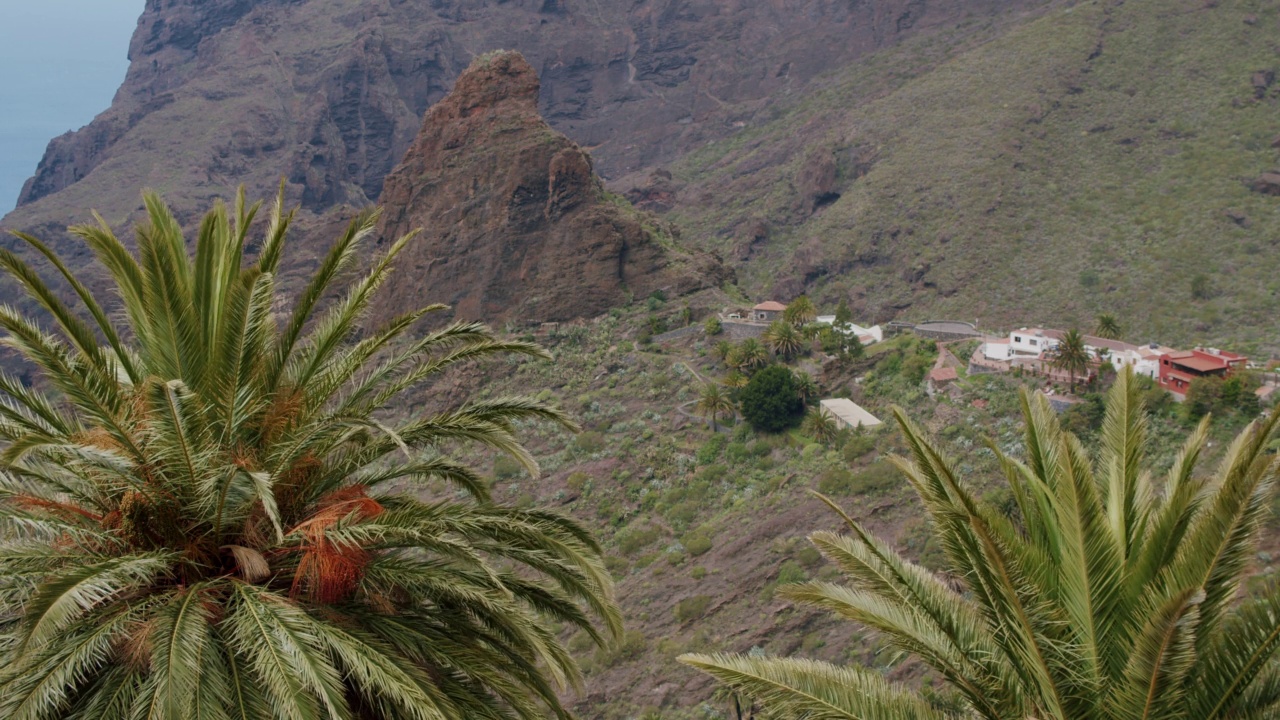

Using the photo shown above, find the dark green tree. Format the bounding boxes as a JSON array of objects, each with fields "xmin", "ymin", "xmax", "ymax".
[
  {"xmin": 834, "ymin": 298, "xmax": 853, "ymax": 327},
  {"xmin": 739, "ymin": 365, "xmax": 805, "ymax": 432}
]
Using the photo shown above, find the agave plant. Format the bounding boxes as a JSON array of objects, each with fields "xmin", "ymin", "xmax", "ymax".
[
  {"xmin": 683, "ymin": 369, "xmax": 1280, "ymax": 719},
  {"xmin": 0, "ymin": 190, "xmax": 620, "ymax": 719}
]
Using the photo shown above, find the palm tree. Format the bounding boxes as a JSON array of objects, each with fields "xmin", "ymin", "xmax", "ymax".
[
  {"xmin": 1095, "ymin": 313, "xmax": 1122, "ymax": 340},
  {"xmin": 801, "ymin": 407, "xmax": 838, "ymax": 444},
  {"xmin": 783, "ymin": 295, "xmax": 817, "ymax": 327},
  {"xmin": 763, "ymin": 320, "xmax": 804, "ymax": 360},
  {"xmin": 682, "ymin": 369, "xmax": 1280, "ymax": 719},
  {"xmin": 1052, "ymin": 328, "xmax": 1090, "ymax": 392},
  {"xmin": 735, "ymin": 338, "xmax": 770, "ymax": 373},
  {"xmin": 713, "ymin": 339, "xmax": 735, "ymax": 363},
  {"xmin": 0, "ymin": 190, "xmax": 621, "ymax": 719},
  {"xmin": 722, "ymin": 371, "xmax": 749, "ymax": 390},
  {"xmin": 695, "ymin": 382, "xmax": 737, "ymax": 432},
  {"xmin": 793, "ymin": 371, "xmax": 819, "ymax": 405}
]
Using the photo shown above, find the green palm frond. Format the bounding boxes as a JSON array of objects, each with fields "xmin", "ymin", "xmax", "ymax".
[
  {"xmin": 683, "ymin": 367, "xmax": 1280, "ymax": 720},
  {"xmin": 0, "ymin": 189, "xmax": 618, "ymax": 719}
]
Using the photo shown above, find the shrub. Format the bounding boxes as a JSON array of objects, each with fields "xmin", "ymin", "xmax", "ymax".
[
  {"xmin": 698, "ymin": 464, "xmax": 728, "ymax": 483},
  {"xmin": 597, "ymin": 630, "xmax": 647, "ymax": 666},
  {"xmin": 667, "ymin": 501, "xmax": 701, "ymax": 528},
  {"xmin": 575, "ymin": 430, "xmax": 606, "ymax": 453},
  {"xmin": 725, "ymin": 442, "xmax": 750, "ymax": 463},
  {"xmin": 748, "ymin": 440, "xmax": 773, "ymax": 457},
  {"xmin": 704, "ymin": 316, "xmax": 723, "ymax": 336},
  {"xmin": 494, "ymin": 455, "xmax": 523, "ymax": 479},
  {"xmin": 819, "ymin": 460, "xmax": 898, "ymax": 495},
  {"xmin": 739, "ymin": 365, "xmax": 805, "ymax": 432},
  {"xmin": 841, "ymin": 435, "xmax": 876, "ymax": 463},
  {"xmin": 566, "ymin": 471, "xmax": 590, "ymax": 493},
  {"xmin": 690, "ymin": 566, "xmax": 708, "ymax": 580},
  {"xmin": 616, "ymin": 525, "xmax": 661, "ymax": 556},
  {"xmin": 684, "ymin": 534, "xmax": 713, "ymax": 556},
  {"xmin": 674, "ymin": 595, "xmax": 713, "ymax": 623},
  {"xmin": 795, "ymin": 545, "xmax": 823, "ymax": 567},
  {"xmin": 777, "ymin": 560, "xmax": 807, "ymax": 584},
  {"xmin": 696, "ymin": 435, "xmax": 727, "ymax": 464},
  {"xmin": 817, "ymin": 467, "xmax": 856, "ymax": 495}
]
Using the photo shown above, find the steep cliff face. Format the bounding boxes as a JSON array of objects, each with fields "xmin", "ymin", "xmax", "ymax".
[
  {"xmin": 6, "ymin": 0, "xmax": 1030, "ymax": 226},
  {"xmin": 374, "ymin": 51, "xmax": 725, "ymax": 324}
]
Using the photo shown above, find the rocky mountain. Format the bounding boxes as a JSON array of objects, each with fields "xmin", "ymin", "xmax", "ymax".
[
  {"xmin": 3, "ymin": 0, "xmax": 1032, "ymax": 228},
  {"xmin": 373, "ymin": 51, "xmax": 725, "ymax": 324}
]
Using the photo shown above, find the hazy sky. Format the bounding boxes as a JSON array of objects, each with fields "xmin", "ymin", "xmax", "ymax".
[{"xmin": 0, "ymin": 1, "xmax": 143, "ymax": 212}]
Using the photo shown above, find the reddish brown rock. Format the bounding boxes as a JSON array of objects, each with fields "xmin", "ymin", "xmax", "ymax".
[
  {"xmin": 373, "ymin": 52, "xmax": 726, "ymax": 325},
  {"xmin": 1252, "ymin": 172, "xmax": 1280, "ymax": 196}
]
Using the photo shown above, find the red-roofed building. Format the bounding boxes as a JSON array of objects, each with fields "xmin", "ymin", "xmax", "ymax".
[
  {"xmin": 752, "ymin": 301, "xmax": 786, "ymax": 322},
  {"xmin": 1158, "ymin": 348, "xmax": 1247, "ymax": 398}
]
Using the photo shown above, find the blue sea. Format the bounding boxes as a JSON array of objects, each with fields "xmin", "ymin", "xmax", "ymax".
[{"xmin": 0, "ymin": 1, "xmax": 141, "ymax": 213}]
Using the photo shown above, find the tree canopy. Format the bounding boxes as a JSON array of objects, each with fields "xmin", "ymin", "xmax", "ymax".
[{"xmin": 738, "ymin": 365, "xmax": 805, "ymax": 432}]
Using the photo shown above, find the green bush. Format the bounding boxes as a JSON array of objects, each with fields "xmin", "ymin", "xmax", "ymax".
[
  {"xmin": 725, "ymin": 442, "xmax": 750, "ymax": 463},
  {"xmin": 698, "ymin": 464, "xmax": 728, "ymax": 483},
  {"xmin": 777, "ymin": 560, "xmax": 807, "ymax": 584},
  {"xmin": 666, "ymin": 500, "xmax": 701, "ymax": 527},
  {"xmin": 566, "ymin": 471, "xmax": 590, "ymax": 493},
  {"xmin": 819, "ymin": 460, "xmax": 899, "ymax": 495},
  {"xmin": 739, "ymin": 365, "xmax": 805, "ymax": 432},
  {"xmin": 575, "ymin": 430, "xmax": 606, "ymax": 454},
  {"xmin": 616, "ymin": 525, "xmax": 661, "ymax": 556},
  {"xmin": 690, "ymin": 566, "xmax": 707, "ymax": 580},
  {"xmin": 493, "ymin": 455, "xmax": 523, "ymax": 479},
  {"xmin": 795, "ymin": 544, "xmax": 823, "ymax": 567},
  {"xmin": 817, "ymin": 467, "xmax": 856, "ymax": 495},
  {"xmin": 674, "ymin": 595, "xmax": 713, "ymax": 623},
  {"xmin": 841, "ymin": 435, "xmax": 876, "ymax": 463},
  {"xmin": 696, "ymin": 435, "xmax": 727, "ymax": 464},
  {"xmin": 748, "ymin": 440, "xmax": 773, "ymax": 457},
  {"xmin": 684, "ymin": 534, "xmax": 713, "ymax": 556},
  {"xmin": 597, "ymin": 629, "xmax": 647, "ymax": 666},
  {"xmin": 704, "ymin": 316, "xmax": 723, "ymax": 336}
]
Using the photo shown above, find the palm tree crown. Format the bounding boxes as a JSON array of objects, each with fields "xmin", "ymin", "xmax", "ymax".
[
  {"xmin": 1095, "ymin": 313, "xmax": 1122, "ymax": 340},
  {"xmin": 682, "ymin": 369, "xmax": 1280, "ymax": 720},
  {"xmin": 763, "ymin": 320, "xmax": 804, "ymax": 360},
  {"xmin": 1052, "ymin": 328, "xmax": 1091, "ymax": 392},
  {"xmin": 783, "ymin": 296, "xmax": 817, "ymax": 327},
  {"xmin": 694, "ymin": 383, "xmax": 736, "ymax": 432},
  {"xmin": 0, "ymin": 190, "xmax": 620, "ymax": 719}
]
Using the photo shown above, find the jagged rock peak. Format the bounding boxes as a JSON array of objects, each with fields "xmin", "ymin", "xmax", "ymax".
[
  {"xmin": 443, "ymin": 50, "xmax": 541, "ymax": 115},
  {"xmin": 374, "ymin": 50, "xmax": 725, "ymax": 325}
]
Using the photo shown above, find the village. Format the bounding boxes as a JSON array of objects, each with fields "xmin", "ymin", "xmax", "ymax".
[{"xmin": 699, "ymin": 298, "xmax": 1280, "ymax": 429}]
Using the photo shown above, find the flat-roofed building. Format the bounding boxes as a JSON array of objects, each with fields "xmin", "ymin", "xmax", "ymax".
[{"xmin": 819, "ymin": 398, "xmax": 883, "ymax": 430}]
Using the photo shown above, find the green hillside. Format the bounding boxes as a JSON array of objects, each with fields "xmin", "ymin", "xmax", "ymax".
[{"xmin": 670, "ymin": 0, "xmax": 1280, "ymax": 355}]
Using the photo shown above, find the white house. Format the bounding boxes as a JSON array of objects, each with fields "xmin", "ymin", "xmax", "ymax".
[
  {"xmin": 815, "ymin": 316, "xmax": 883, "ymax": 345},
  {"xmin": 1009, "ymin": 328, "xmax": 1058, "ymax": 357},
  {"xmin": 979, "ymin": 339, "xmax": 1013, "ymax": 362}
]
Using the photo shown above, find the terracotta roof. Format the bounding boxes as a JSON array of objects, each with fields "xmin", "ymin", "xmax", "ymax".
[
  {"xmin": 929, "ymin": 367, "xmax": 958, "ymax": 383},
  {"xmin": 753, "ymin": 301, "xmax": 786, "ymax": 311},
  {"xmin": 1168, "ymin": 355, "xmax": 1231, "ymax": 373}
]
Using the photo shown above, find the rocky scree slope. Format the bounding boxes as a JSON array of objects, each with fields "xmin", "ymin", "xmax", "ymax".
[{"xmin": 373, "ymin": 51, "xmax": 726, "ymax": 324}]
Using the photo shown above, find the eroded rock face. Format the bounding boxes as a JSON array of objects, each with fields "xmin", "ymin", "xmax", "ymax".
[
  {"xmin": 373, "ymin": 52, "xmax": 725, "ymax": 324},
  {"xmin": 8, "ymin": 0, "xmax": 1028, "ymax": 220}
]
